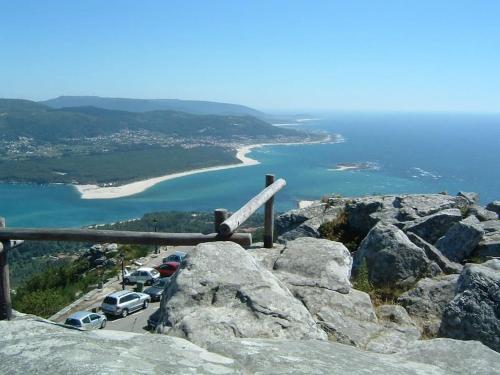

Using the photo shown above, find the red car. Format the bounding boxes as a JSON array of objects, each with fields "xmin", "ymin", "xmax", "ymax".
[{"xmin": 154, "ymin": 262, "xmax": 180, "ymax": 277}]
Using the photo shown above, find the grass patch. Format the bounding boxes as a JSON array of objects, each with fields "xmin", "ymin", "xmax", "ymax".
[
  {"xmin": 318, "ymin": 209, "xmax": 362, "ymax": 251},
  {"xmin": 352, "ymin": 259, "xmax": 410, "ymax": 307}
]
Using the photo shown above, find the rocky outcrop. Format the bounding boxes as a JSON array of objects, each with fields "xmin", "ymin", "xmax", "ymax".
[
  {"xmin": 156, "ymin": 241, "xmax": 327, "ymax": 347},
  {"xmin": 458, "ymin": 191, "xmax": 479, "ymax": 204},
  {"xmin": 468, "ymin": 205, "xmax": 499, "ymax": 221},
  {"xmin": 208, "ymin": 336, "xmax": 500, "ymax": 375},
  {"xmin": 486, "ymin": 201, "xmax": 500, "ymax": 217},
  {"xmin": 345, "ymin": 194, "xmax": 468, "ymax": 236},
  {"xmin": 435, "ymin": 216, "xmax": 485, "ymax": 262},
  {"xmin": 250, "ymin": 238, "xmax": 420, "ymax": 353},
  {"xmin": 397, "ymin": 274, "xmax": 458, "ymax": 336},
  {"xmin": 2, "ymin": 316, "xmax": 499, "ymax": 375},
  {"xmin": 364, "ymin": 305, "xmax": 421, "ymax": 354},
  {"xmin": 476, "ymin": 220, "xmax": 500, "ymax": 259},
  {"xmin": 404, "ymin": 208, "xmax": 463, "ymax": 244},
  {"xmin": 406, "ymin": 233, "xmax": 462, "ymax": 274},
  {"xmin": 276, "ymin": 201, "xmax": 345, "ymax": 242},
  {"xmin": 439, "ymin": 259, "xmax": 500, "ymax": 352},
  {"xmin": 353, "ymin": 223, "xmax": 437, "ymax": 288},
  {"xmin": 272, "ymin": 237, "xmax": 352, "ymax": 293},
  {"xmin": 0, "ymin": 315, "xmax": 240, "ymax": 374}
]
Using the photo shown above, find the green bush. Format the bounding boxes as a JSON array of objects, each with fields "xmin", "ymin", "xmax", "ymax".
[{"xmin": 318, "ymin": 210, "xmax": 362, "ymax": 251}]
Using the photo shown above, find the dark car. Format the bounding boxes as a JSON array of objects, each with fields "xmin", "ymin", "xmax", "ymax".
[
  {"xmin": 143, "ymin": 277, "xmax": 171, "ymax": 301},
  {"xmin": 162, "ymin": 251, "xmax": 187, "ymax": 266},
  {"xmin": 155, "ymin": 262, "xmax": 180, "ymax": 277}
]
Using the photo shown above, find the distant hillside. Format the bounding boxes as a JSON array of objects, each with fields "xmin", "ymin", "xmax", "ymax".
[
  {"xmin": 0, "ymin": 99, "xmax": 296, "ymax": 141},
  {"xmin": 0, "ymin": 98, "xmax": 314, "ymax": 185},
  {"xmin": 41, "ymin": 95, "xmax": 266, "ymax": 118}
]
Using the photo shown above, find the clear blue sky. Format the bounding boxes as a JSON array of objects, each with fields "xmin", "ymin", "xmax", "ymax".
[{"xmin": 1, "ymin": 0, "xmax": 499, "ymax": 112}]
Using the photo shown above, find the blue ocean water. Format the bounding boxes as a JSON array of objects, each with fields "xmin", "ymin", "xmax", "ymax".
[{"xmin": 0, "ymin": 112, "xmax": 499, "ymax": 228}]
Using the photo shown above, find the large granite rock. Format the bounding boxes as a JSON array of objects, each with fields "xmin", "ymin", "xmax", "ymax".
[
  {"xmin": 276, "ymin": 202, "xmax": 345, "ymax": 242},
  {"xmin": 398, "ymin": 274, "xmax": 459, "ymax": 336},
  {"xmin": 3, "ymin": 316, "xmax": 499, "ymax": 375},
  {"xmin": 439, "ymin": 259, "xmax": 500, "ymax": 352},
  {"xmin": 468, "ymin": 205, "xmax": 499, "ymax": 221},
  {"xmin": 364, "ymin": 305, "xmax": 421, "ymax": 354},
  {"xmin": 436, "ymin": 216, "xmax": 485, "ymax": 262},
  {"xmin": 290, "ymin": 285, "xmax": 421, "ymax": 353},
  {"xmin": 476, "ymin": 220, "xmax": 500, "ymax": 259},
  {"xmin": 0, "ymin": 316, "xmax": 240, "ymax": 374},
  {"xmin": 353, "ymin": 223, "xmax": 435, "ymax": 288},
  {"xmin": 407, "ymin": 233, "xmax": 462, "ymax": 274},
  {"xmin": 156, "ymin": 241, "xmax": 327, "ymax": 347},
  {"xmin": 486, "ymin": 201, "xmax": 500, "ymax": 217},
  {"xmin": 457, "ymin": 191, "xmax": 479, "ymax": 204},
  {"xmin": 346, "ymin": 194, "xmax": 468, "ymax": 236},
  {"xmin": 251, "ymin": 238, "xmax": 418, "ymax": 353},
  {"xmin": 208, "ymin": 337, "xmax": 500, "ymax": 375},
  {"xmin": 272, "ymin": 237, "xmax": 352, "ymax": 293},
  {"xmin": 404, "ymin": 208, "xmax": 463, "ymax": 244}
]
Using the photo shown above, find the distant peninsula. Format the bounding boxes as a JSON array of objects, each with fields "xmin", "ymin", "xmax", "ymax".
[{"xmin": 0, "ymin": 98, "xmax": 327, "ymax": 191}]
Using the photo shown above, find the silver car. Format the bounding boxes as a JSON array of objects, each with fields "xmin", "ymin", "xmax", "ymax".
[
  {"xmin": 64, "ymin": 311, "xmax": 107, "ymax": 330},
  {"xmin": 101, "ymin": 290, "xmax": 151, "ymax": 318}
]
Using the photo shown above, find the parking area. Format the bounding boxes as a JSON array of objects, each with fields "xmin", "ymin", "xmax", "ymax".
[
  {"xmin": 103, "ymin": 300, "xmax": 161, "ymax": 333},
  {"xmin": 53, "ymin": 245, "xmax": 192, "ymax": 333}
]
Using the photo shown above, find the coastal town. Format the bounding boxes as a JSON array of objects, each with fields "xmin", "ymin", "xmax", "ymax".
[{"xmin": 0, "ymin": 129, "xmax": 326, "ymax": 162}]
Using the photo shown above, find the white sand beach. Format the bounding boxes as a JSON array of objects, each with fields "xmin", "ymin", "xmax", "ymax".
[
  {"xmin": 75, "ymin": 145, "xmax": 261, "ymax": 200},
  {"xmin": 75, "ymin": 135, "xmax": 335, "ymax": 200}
]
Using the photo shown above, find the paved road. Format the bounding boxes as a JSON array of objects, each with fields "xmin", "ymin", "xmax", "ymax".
[{"xmin": 104, "ymin": 300, "xmax": 161, "ymax": 333}]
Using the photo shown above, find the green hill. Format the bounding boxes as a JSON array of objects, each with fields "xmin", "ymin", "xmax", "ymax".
[
  {"xmin": 0, "ymin": 99, "xmax": 297, "ymax": 142},
  {"xmin": 41, "ymin": 95, "xmax": 266, "ymax": 117}
]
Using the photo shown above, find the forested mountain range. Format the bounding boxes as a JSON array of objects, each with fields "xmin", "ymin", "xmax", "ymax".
[
  {"xmin": 41, "ymin": 95, "xmax": 266, "ymax": 117},
  {"xmin": 0, "ymin": 99, "xmax": 296, "ymax": 142}
]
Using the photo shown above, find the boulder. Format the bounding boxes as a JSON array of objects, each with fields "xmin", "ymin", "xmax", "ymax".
[
  {"xmin": 435, "ymin": 216, "xmax": 484, "ymax": 262},
  {"xmin": 346, "ymin": 194, "xmax": 468, "ymax": 236},
  {"xmin": 2, "ymin": 315, "xmax": 499, "ymax": 375},
  {"xmin": 486, "ymin": 201, "xmax": 500, "ymax": 217},
  {"xmin": 457, "ymin": 191, "xmax": 479, "ymax": 204},
  {"xmin": 156, "ymin": 241, "xmax": 327, "ymax": 347},
  {"xmin": 0, "ymin": 316, "xmax": 240, "ymax": 374},
  {"xmin": 468, "ymin": 205, "xmax": 499, "ymax": 221},
  {"xmin": 407, "ymin": 233, "xmax": 462, "ymax": 274},
  {"xmin": 397, "ymin": 274, "xmax": 459, "ymax": 336},
  {"xmin": 272, "ymin": 237, "xmax": 352, "ymax": 293},
  {"xmin": 404, "ymin": 208, "xmax": 463, "ymax": 244},
  {"xmin": 364, "ymin": 305, "xmax": 421, "ymax": 354},
  {"xmin": 208, "ymin": 337, "xmax": 500, "ymax": 375},
  {"xmin": 353, "ymin": 223, "xmax": 435, "ymax": 288},
  {"xmin": 290, "ymin": 285, "xmax": 381, "ymax": 348},
  {"xmin": 276, "ymin": 202, "xmax": 345, "ymax": 242},
  {"xmin": 439, "ymin": 259, "xmax": 500, "ymax": 352},
  {"xmin": 475, "ymin": 220, "xmax": 500, "ymax": 259},
  {"xmin": 396, "ymin": 338, "xmax": 500, "ymax": 375}
]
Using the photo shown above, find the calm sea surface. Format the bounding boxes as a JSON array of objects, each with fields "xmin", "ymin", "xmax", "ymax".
[{"xmin": 1, "ymin": 113, "xmax": 499, "ymax": 227}]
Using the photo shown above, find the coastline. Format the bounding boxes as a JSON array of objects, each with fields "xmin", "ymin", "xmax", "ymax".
[{"xmin": 75, "ymin": 135, "xmax": 335, "ymax": 200}]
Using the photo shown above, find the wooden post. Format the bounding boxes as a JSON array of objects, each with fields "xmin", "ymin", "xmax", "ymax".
[
  {"xmin": 219, "ymin": 178, "xmax": 286, "ymax": 235},
  {"xmin": 0, "ymin": 217, "xmax": 12, "ymax": 321},
  {"xmin": 264, "ymin": 174, "xmax": 275, "ymax": 248},
  {"xmin": 214, "ymin": 209, "xmax": 229, "ymax": 234}
]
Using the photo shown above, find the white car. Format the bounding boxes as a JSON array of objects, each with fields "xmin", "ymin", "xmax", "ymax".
[
  {"xmin": 123, "ymin": 267, "xmax": 160, "ymax": 285},
  {"xmin": 64, "ymin": 311, "xmax": 107, "ymax": 330}
]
